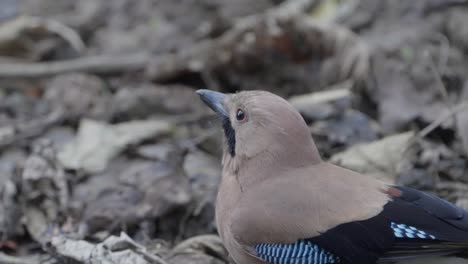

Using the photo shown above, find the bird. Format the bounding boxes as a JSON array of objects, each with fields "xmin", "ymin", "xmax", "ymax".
[{"xmin": 195, "ymin": 89, "xmax": 468, "ymax": 264}]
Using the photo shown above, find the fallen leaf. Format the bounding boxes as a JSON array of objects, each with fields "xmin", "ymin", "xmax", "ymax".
[
  {"xmin": 58, "ymin": 119, "xmax": 171, "ymax": 173},
  {"xmin": 49, "ymin": 233, "xmax": 151, "ymax": 264},
  {"xmin": 330, "ymin": 131, "xmax": 414, "ymax": 183},
  {"xmin": 21, "ymin": 139, "xmax": 69, "ymax": 244}
]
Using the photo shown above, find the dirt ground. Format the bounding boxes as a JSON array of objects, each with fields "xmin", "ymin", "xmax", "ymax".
[{"xmin": 2, "ymin": 0, "xmax": 468, "ymax": 263}]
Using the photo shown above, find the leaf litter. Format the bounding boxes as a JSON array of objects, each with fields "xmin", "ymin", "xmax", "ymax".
[{"xmin": 1, "ymin": 0, "xmax": 468, "ymax": 263}]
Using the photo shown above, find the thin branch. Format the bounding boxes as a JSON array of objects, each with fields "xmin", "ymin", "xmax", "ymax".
[
  {"xmin": 403, "ymin": 102, "xmax": 468, "ymax": 157},
  {"xmin": 0, "ymin": 52, "xmax": 150, "ymax": 78},
  {"xmin": 0, "ymin": 253, "xmax": 36, "ymax": 264},
  {"xmin": 0, "ymin": 0, "xmax": 319, "ymax": 79},
  {"xmin": 417, "ymin": 102, "xmax": 468, "ymax": 139},
  {"xmin": 401, "ymin": 102, "xmax": 468, "ymax": 160},
  {"xmin": 27, "ymin": 16, "xmax": 86, "ymax": 53},
  {"xmin": 117, "ymin": 233, "xmax": 170, "ymax": 264},
  {"xmin": 0, "ymin": 16, "xmax": 85, "ymax": 53}
]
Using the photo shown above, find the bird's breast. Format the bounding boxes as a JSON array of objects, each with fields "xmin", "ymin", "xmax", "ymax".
[
  {"xmin": 215, "ymin": 172, "xmax": 242, "ymax": 242},
  {"xmin": 215, "ymin": 172, "xmax": 266, "ymax": 263}
]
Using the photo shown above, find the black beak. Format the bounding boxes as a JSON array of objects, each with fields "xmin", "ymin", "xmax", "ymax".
[{"xmin": 196, "ymin": 89, "xmax": 228, "ymax": 117}]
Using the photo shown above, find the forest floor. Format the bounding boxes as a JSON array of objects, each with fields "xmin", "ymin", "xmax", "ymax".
[{"xmin": 2, "ymin": 0, "xmax": 468, "ymax": 263}]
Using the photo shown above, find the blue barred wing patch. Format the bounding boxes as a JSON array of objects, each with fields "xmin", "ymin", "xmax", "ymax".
[
  {"xmin": 255, "ymin": 240, "xmax": 340, "ymax": 264},
  {"xmin": 390, "ymin": 222, "xmax": 436, "ymax": 240}
]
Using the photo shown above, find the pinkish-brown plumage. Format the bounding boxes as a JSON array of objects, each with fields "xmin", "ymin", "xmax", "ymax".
[{"xmin": 196, "ymin": 89, "xmax": 468, "ymax": 264}]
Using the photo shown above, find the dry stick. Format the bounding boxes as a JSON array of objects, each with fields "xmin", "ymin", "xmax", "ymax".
[
  {"xmin": 0, "ymin": 52, "xmax": 150, "ymax": 78},
  {"xmin": 0, "ymin": 0, "xmax": 318, "ymax": 79},
  {"xmin": 423, "ymin": 37, "xmax": 460, "ymax": 138},
  {"xmin": 407, "ymin": 102, "xmax": 468, "ymax": 153},
  {"xmin": 117, "ymin": 233, "xmax": 170, "ymax": 264},
  {"xmin": 403, "ymin": 102, "xmax": 468, "ymax": 157},
  {"xmin": 417, "ymin": 102, "xmax": 468, "ymax": 139},
  {"xmin": 0, "ymin": 16, "xmax": 85, "ymax": 53},
  {"xmin": 25, "ymin": 16, "xmax": 86, "ymax": 53},
  {"xmin": 402, "ymin": 36, "xmax": 464, "ymax": 155},
  {"xmin": 397, "ymin": 102, "xmax": 468, "ymax": 185},
  {"xmin": 0, "ymin": 253, "xmax": 36, "ymax": 264}
]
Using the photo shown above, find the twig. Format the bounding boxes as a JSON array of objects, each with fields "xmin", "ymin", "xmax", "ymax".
[
  {"xmin": 0, "ymin": 253, "xmax": 36, "ymax": 264},
  {"xmin": 417, "ymin": 102, "xmax": 468, "ymax": 139},
  {"xmin": 401, "ymin": 102, "xmax": 468, "ymax": 161},
  {"xmin": 118, "ymin": 233, "xmax": 170, "ymax": 264},
  {"xmin": 0, "ymin": 52, "xmax": 150, "ymax": 78},
  {"xmin": 422, "ymin": 34, "xmax": 459, "ymax": 136},
  {"xmin": 403, "ymin": 102, "xmax": 468, "ymax": 156},
  {"xmin": 0, "ymin": 0, "xmax": 338, "ymax": 81},
  {"xmin": 0, "ymin": 16, "xmax": 85, "ymax": 53},
  {"xmin": 401, "ymin": 35, "xmax": 464, "ymax": 158},
  {"xmin": 27, "ymin": 16, "xmax": 85, "ymax": 53}
]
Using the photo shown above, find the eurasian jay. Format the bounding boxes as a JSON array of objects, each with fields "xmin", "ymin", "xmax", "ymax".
[{"xmin": 196, "ymin": 89, "xmax": 468, "ymax": 264}]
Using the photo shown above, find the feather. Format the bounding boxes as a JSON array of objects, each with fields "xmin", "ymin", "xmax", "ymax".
[
  {"xmin": 254, "ymin": 240, "xmax": 340, "ymax": 264},
  {"xmin": 295, "ymin": 185, "xmax": 468, "ymax": 264}
]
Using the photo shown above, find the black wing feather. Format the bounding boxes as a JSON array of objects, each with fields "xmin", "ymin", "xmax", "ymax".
[
  {"xmin": 395, "ymin": 186, "xmax": 468, "ymax": 230},
  {"xmin": 305, "ymin": 186, "xmax": 468, "ymax": 264},
  {"xmin": 387, "ymin": 186, "xmax": 468, "ymax": 242}
]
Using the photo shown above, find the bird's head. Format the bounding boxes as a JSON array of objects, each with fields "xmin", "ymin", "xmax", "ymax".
[{"xmin": 197, "ymin": 89, "xmax": 321, "ymax": 175}]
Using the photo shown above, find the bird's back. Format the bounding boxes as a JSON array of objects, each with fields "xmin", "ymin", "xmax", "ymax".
[{"xmin": 228, "ymin": 163, "xmax": 390, "ymax": 244}]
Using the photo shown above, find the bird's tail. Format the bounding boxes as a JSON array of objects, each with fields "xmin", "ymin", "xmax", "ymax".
[
  {"xmin": 455, "ymin": 249, "xmax": 468, "ymax": 259},
  {"xmin": 379, "ymin": 241, "xmax": 468, "ymax": 263}
]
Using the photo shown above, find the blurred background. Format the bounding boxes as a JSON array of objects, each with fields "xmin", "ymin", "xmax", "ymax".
[{"xmin": 1, "ymin": 0, "xmax": 468, "ymax": 263}]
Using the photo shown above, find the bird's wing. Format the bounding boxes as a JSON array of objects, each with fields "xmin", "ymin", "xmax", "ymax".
[
  {"xmin": 229, "ymin": 164, "xmax": 468, "ymax": 264},
  {"xmin": 303, "ymin": 185, "xmax": 468, "ymax": 264},
  {"xmin": 376, "ymin": 186, "xmax": 468, "ymax": 263}
]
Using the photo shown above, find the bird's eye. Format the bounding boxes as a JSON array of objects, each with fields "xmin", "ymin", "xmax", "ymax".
[{"xmin": 236, "ymin": 109, "xmax": 246, "ymax": 122}]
